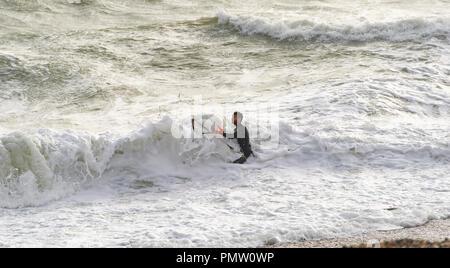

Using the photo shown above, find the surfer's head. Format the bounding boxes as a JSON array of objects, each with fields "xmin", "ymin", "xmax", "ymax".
[{"xmin": 233, "ymin": 111, "xmax": 243, "ymax": 125}]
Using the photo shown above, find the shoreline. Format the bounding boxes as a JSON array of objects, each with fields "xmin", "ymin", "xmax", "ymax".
[{"xmin": 268, "ymin": 218, "xmax": 450, "ymax": 248}]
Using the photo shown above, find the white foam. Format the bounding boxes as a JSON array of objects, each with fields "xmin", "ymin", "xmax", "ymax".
[
  {"xmin": 1, "ymin": 114, "xmax": 448, "ymax": 211},
  {"xmin": 66, "ymin": 0, "xmax": 83, "ymax": 4},
  {"xmin": 216, "ymin": 11, "xmax": 450, "ymax": 42},
  {"xmin": 1, "ymin": 1, "xmax": 449, "ymax": 247},
  {"xmin": 0, "ymin": 129, "xmax": 113, "ymax": 208},
  {"xmin": 0, "ymin": 116, "xmax": 240, "ymax": 208}
]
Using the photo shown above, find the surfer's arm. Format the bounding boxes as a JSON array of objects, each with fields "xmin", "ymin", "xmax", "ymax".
[{"xmin": 222, "ymin": 130, "xmax": 236, "ymax": 139}]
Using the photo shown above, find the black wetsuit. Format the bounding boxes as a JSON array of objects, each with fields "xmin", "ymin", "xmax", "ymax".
[{"xmin": 223, "ymin": 124, "xmax": 253, "ymax": 164}]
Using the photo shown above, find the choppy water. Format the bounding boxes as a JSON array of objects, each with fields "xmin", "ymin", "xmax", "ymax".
[{"xmin": 0, "ymin": 0, "xmax": 449, "ymax": 247}]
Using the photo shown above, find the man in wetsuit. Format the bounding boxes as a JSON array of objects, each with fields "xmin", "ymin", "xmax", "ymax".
[{"xmin": 220, "ymin": 112, "xmax": 253, "ymax": 164}]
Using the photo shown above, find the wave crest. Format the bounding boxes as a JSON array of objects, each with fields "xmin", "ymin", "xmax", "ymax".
[
  {"xmin": 0, "ymin": 117, "xmax": 236, "ymax": 208},
  {"xmin": 216, "ymin": 11, "xmax": 450, "ymax": 42},
  {"xmin": 1, "ymin": 116, "xmax": 448, "ymax": 208}
]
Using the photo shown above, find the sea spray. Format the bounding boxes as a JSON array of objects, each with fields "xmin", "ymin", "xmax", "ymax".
[
  {"xmin": 216, "ymin": 11, "xmax": 450, "ymax": 42},
  {"xmin": 0, "ymin": 117, "xmax": 238, "ymax": 208}
]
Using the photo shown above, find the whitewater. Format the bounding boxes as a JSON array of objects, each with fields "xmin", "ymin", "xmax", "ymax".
[{"xmin": 0, "ymin": 0, "xmax": 449, "ymax": 247}]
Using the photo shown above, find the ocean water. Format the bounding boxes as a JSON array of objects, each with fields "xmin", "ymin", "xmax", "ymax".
[{"xmin": 0, "ymin": 0, "xmax": 449, "ymax": 247}]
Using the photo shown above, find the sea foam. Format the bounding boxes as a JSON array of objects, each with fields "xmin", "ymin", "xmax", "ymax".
[
  {"xmin": 0, "ymin": 117, "xmax": 237, "ymax": 208},
  {"xmin": 1, "ymin": 115, "xmax": 449, "ymax": 209},
  {"xmin": 216, "ymin": 11, "xmax": 450, "ymax": 42}
]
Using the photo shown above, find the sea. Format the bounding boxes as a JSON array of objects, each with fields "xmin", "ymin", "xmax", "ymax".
[{"xmin": 0, "ymin": 0, "xmax": 449, "ymax": 247}]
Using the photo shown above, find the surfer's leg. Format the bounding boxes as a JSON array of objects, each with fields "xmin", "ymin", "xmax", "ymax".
[{"xmin": 233, "ymin": 156, "xmax": 247, "ymax": 164}]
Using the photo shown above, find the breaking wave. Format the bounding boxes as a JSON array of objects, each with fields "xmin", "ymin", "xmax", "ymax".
[
  {"xmin": 1, "ymin": 116, "xmax": 449, "ymax": 209},
  {"xmin": 0, "ymin": 116, "xmax": 237, "ymax": 208},
  {"xmin": 216, "ymin": 11, "xmax": 450, "ymax": 42}
]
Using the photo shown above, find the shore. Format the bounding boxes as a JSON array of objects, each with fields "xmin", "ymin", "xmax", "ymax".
[{"xmin": 268, "ymin": 218, "xmax": 450, "ymax": 248}]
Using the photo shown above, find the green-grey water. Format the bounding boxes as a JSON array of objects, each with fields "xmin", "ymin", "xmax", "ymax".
[{"xmin": 0, "ymin": 0, "xmax": 449, "ymax": 247}]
